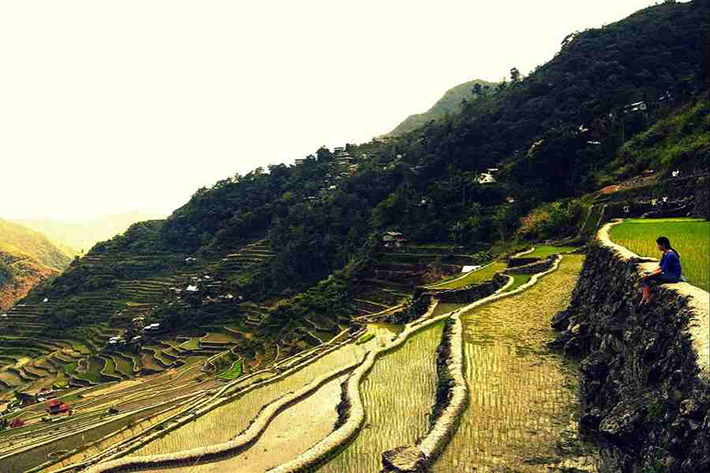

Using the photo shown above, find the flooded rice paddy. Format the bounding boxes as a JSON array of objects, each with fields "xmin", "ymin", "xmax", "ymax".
[
  {"xmin": 432, "ymin": 255, "xmax": 596, "ymax": 472},
  {"xmin": 133, "ymin": 338, "xmax": 371, "ymax": 456},
  {"xmin": 318, "ymin": 321, "xmax": 444, "ymax": 473},
  {"xmin": 143, "ymin": 374, "xmax": 348, "ymax": 473}
]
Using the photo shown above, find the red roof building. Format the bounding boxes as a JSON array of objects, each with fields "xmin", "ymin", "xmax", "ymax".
[
  {"xmin": 9, "ymin": 418, "xmax": 25, "ymax": 428},
  {"xmin": 46, "ymin": 399, "xmax": 71, "ymax": 415}
]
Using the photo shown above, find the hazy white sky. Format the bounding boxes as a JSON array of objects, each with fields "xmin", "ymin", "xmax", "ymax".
[{"xmin": 1, "ymin": 0, "xmax": 665, "ymax": 220}]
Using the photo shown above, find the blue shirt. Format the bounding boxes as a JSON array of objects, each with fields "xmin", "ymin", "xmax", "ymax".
[{"xmin": 660, "ymin": 250, "xmax": 682, "ymax": 279}]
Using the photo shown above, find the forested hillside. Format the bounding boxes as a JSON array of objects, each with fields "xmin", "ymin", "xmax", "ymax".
[
  {"xmin": 20, "ymin": 0, "xmax": 710, "ymax": 331},
  {"xmin": 386, "ymin": 78, "xmax": 497, "ymax": 137},
  {"xmin": 0, "ymin": 219, "xmax": 70, "ymax": 309}
]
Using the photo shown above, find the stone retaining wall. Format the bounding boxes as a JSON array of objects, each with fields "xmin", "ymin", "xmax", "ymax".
[
  {"xmin": 550, "ymin": 221, "xmax": 709, "ymax": 472},
  {"xmin": 415, "ymin": 273, "xmax": 508, "ymax": 304},
  {"xmin": 506, "ymin": 257, "xmax": 539, "ymax": 268},
  {"xmin": 503, "ymin": 255, "xmax": 555, "ymax": 275}
]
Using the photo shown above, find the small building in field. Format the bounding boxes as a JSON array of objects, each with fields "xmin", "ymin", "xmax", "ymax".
[
  {"xmin": 9, "ymin": 418, "xmax": 25, "ymax": 429},
  {"xmin": 46, "ymin": 399, "xmax": 71, "ymax": 415}
]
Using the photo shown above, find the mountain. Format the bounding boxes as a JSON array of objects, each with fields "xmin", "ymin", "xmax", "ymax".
[
  {"xmin": 15, "ymin": 211, "xmax": 166, "ymax": 254},
  {"xmin": 0, "ymin": 0, "xmax": 705, "ymax": 391},
  {"xmin": 0, "ymin": 219, "xmax": 72, "ymax": 310},
  {"xmin": 386, "ymin": 79, "xmax": 497, "ymax": 137},
  {"xmin": 20, "ymin": 0, "xmax": 708, "ymax": 329}
]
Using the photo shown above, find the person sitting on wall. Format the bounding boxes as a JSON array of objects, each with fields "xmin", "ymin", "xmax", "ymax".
[{"xmin": 639, "ymin": 236, "xmax": 682, "ymax": 305}]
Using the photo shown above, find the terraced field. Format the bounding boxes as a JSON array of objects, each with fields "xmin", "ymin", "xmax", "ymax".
[
  {"xmin": 0, "ymin": 238, "xmax": 599, "ymax": 473},
  {"xmin": 432, "ymin": 255, "xmax": 595, "ymax": 472}
]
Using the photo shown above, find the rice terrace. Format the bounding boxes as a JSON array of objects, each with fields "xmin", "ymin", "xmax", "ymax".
[{"xmin": 1, "ymin": 1, "xmax": 709, "ymax": 472}]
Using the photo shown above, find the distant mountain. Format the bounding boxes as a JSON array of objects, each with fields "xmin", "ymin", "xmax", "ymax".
[
  {"xmin": 386, "ymin": 79, "xmax": 497, "ymax": 137},
  {"xmin": 16, "ymin": 211, "xmax": 166, "ymax": 254},
  {"xmin": 0, "ymin": 219, "xmax": 71, "ymax": 310}
]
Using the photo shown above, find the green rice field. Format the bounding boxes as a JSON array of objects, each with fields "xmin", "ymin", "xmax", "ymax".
[
  {"xmin": 319, "ymin": 322, "xmax": 444, "ymax": 473},
  {"xmin": 526, "ymin": 245, "xmax": 578, "ymax": 259},
  {"xmin": 610, "ymin": 218, "xmax": 709, "ymax": 291},
  {"xmin": 429, "ymin": 262, "xmax": 507, "ymax": 289},
  {"xmin": 218, "ymin": 359, "xmax": 243, "ymax": 380},
  {"xmin": 133, "ymin": 340, "xmax": 371, "ymax": 456}
]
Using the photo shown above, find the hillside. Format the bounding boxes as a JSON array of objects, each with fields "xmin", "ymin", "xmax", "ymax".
[
  {"xmin": 386, "ymin": 79, "xmax": 497, "ymax": 137},
  {"xmin": 16, "ymin": 0, "xmax": 708, "ymax": 329},
  {"xmin": 16, "ymin": 211, "xmax": 166, "ymax": 255},
  {"xmin": 0, "ymin": 219, "xmax": 70, "ymax": 310},
  {"xmin": 1, "ymin": 3, "xmax": 709, "ymax": 471}
]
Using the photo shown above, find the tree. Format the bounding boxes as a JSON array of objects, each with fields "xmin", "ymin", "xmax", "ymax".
[
  {"xmin": 510, "ymin": 67, "xmax": 521, "ymax": 83},
  {"xmin": 472, "ymin": 83, "xmax": 483, "ymax": 98}
]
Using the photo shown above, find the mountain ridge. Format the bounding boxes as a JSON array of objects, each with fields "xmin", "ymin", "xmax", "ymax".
[{"xmin": 386, "ymin": 78, "xmax": 497, "ymax": 137}]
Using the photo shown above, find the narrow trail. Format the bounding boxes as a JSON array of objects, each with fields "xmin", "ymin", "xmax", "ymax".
[{"xmin": 431, "ymin": 255, "xmax": 596, "ymax": 473}]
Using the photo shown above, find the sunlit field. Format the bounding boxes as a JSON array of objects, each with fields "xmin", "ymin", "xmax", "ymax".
[{"xmin": 610, "ymin": 218, "xmax": 709, "ymax": 291}]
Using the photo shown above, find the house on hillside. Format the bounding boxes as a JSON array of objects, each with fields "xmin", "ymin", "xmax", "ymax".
[
  {"xmin": 9, "ymin": 418, "xmax": 25, "ymax": 429},
  {"xmin": 625, "ymin": 101, "xmax": 647, "ymax": 113},
  {"xmin": 382, "ymin": 231, "xmax": 407, "ymax": 249},
  {"xmin": 476, "ymin": 173, "xmax": 496, "ymax": 184},
  {"xmin": 46, "ymin": 399, "xmax": 71, "ymax": 415}
]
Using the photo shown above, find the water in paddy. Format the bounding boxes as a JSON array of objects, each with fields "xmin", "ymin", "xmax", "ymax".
[
  {"xmin": 133, "ymin": 340, "xmax": 369, "ymax": 456},
  {"xmin": 432, "ymin": 255, "xmax": 597, "ymax": 473},
  {"xmin": 318, "ymin": 321, "xmax": 444, "ymax": 473}
]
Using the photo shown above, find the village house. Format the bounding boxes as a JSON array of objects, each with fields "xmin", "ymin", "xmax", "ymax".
[
  {"xmin": 382, "ymin": 231, "xmax": 407, "ymax": 249},
  {"xmin": 46, "ymin": 399, "xmax": 71, "ymax": 415},
  {"xmin": 476, "ymin": 173, "xmax": 496, "ymax": 184}
]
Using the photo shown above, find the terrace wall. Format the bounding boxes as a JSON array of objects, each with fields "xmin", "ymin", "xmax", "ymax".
[
  {"xmin": 503, "ymin": 256, "xmax": 555, "ymax": 275},
  {"xmin": 551, "ymin": 222, "xmax": 710, "ymax": 472}
]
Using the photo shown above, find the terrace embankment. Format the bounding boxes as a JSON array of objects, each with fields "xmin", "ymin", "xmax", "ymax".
[{"xmin": 550, "ymin": 221, "xmax": 710, "ymax": 472}]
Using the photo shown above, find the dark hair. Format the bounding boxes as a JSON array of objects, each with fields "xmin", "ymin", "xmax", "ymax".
[{"xmin": 657, "ymin": 236, "xmax": 680, "ymax": 258}]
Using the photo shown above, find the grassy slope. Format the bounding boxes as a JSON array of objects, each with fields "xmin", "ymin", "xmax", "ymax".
[
  {"xmin": 598, "ymin": 98, "xmax": 709, "ymax": 186},
  {"xmin": 0, "ymin": 219, "xmax": 69, "ymax": 310},
  {"xmin": 387, "ymin": 79, "xmax": 497, "ymax": 137},
  {"xmin": 610, "ymin": 218, "xmax": 709, "ymax": 291},
  {"xmin": 0, "ymin": 219, "xmax": 72, "ymax": 270}
]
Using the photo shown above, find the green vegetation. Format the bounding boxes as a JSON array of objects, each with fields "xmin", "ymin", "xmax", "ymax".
[
  {"xmin": 320, "ymin": 323, "xmax": 444, "ymax": 473},
  {"xmin": 0, "ymin": 219, "xmax": 72, "ymax": 271},
  {"xmin": 218, "ymin": 359, "xmax": 243, "ymax": 380},
  {"xmin": 600, "ymin": 98, "xmax": 709, "ymax": 185},
  {"xmin": 506, "ymin": 274, "xmax": 534, "ymax": 292},
  {"xmin": 610, "ymin": 219, "xmax": 709, "ymax": 291},
  {"xmin": 430, "ymin": 262, "xmax": 506, "ymax": 290},
  {"xmin": 357, "ymin": 333, "xmax": 375, "ymax": 345},
  {"xmin": 387, "ymin": 79, "xmax": 498, "ymax": 137},
  {"xmin": 526, "ymin": 245, "xmax": 578, "ymax": 259}
]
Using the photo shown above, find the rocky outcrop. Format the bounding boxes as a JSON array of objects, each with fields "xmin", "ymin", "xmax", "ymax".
[{"xmin": 550, "ymin": 221, "xmax": 710, "ymax": 472}]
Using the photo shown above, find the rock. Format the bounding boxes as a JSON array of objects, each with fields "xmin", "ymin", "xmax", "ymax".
[
  {"xmin": 679, "ymin": 398, "xmax": 701, "ymax": 419},
  {"xmin": 581, "ymin": 350, "xmax": 608, "ymax": 380},
  {"xmin": 548, "ymin": 331, "xmax": 572, "ymax": 350},
  {"xmin": 551, "ymin": 310, "xmax": 571, "ymax": 331},
  {"xmin": 381, "ymin": 446, "xmax": 427, "ymax": 472},
  {"xmin": 598, "ymin": 396, "xmax": 649, "ymax": 447},
  {"xmin": 563, "ymin": 336, "xmax": 587, "ymax": 357}
]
